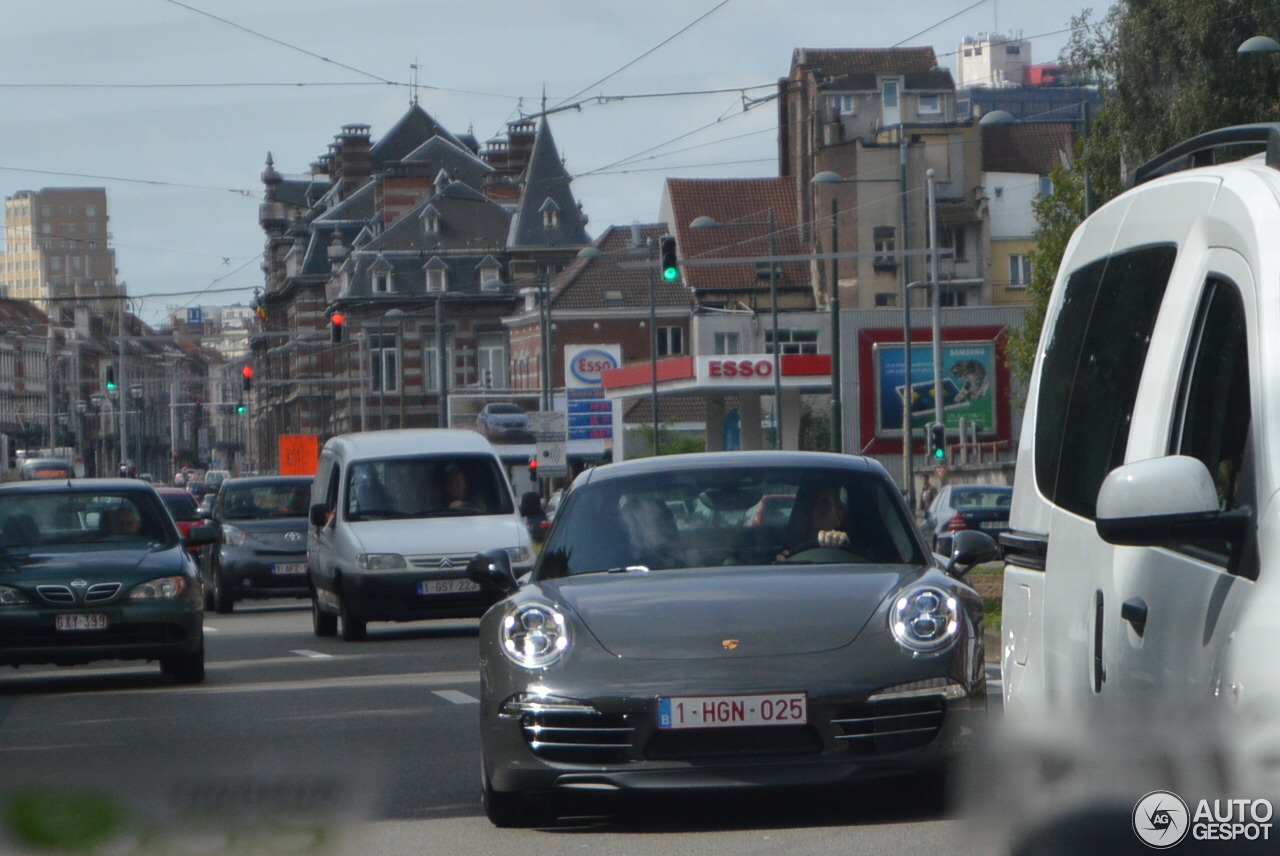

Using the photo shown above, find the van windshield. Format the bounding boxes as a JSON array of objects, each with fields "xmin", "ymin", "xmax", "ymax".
[{"xmin": 344, "ymin": 454, "xmax": 514, "ymax": 521}]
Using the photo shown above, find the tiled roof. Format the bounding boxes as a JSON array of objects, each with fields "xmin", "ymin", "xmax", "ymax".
[
  {"xmin": 369, "ymin": 104, "xmax": 468, "ymax": 168},
  {"xmin": 314, "ymin": 181, "xmax": 376, "ymax": 224},
  {"xmin": 666, "ymin": 177, "xmax": 809, "ymax": 295},
  {"xmin": 982, "ymin": 122, "xmax": 1076, "ymax": 174},
  {"xmin": 399, "ymin": 136, "xmax": 495, "ymax": 189},
  {"xmin": 550, "ymin": 223, "xmax": 693, "ymax": 312},
  {"xmin": 508, "ymin": 117, "xmax": 590, "ymax": 249},
  {"xmin": 623, "ymin": 393, "xmax": 729, "ymax": 425},
  {"xmin": 791, "ymin": 47, "xmax": 952, "ymax": 90}
]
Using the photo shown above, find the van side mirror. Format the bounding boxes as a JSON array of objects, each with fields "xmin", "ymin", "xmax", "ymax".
[
  {"xmin": 467, "ymin": 549, "xmax": 520, "ymax": 596},
  {"xmin": 519, "ymin": 491, "xmax": 543, "ymax": 518},
  {"xmin": 309, "ymin": 503, "xmax": 330, "ymax": 528},
  {"xmin": 185, "ymin": 525, "xmax": 217, "ymax": 548},
  {"xmin": 944, "ymin": 529, "xmax": 1001, "ymax": 578},
  {"xmin": 1096, "ymin": 456, "xmax": 1249, "ymax": 546}
]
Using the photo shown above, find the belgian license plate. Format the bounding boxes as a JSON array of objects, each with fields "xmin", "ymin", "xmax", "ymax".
[
  {"xmin": 657, "ymin": 692, "xmax": 807, "ymax": 729},
  {"xmin": 979, "ymin": 521, "xmax": 1006, "ymax": 531},
  {"xmin": 271, "ymin": 563, "xmax": 309, "ymax": 576},
  {"xmin": 55, "ymin": 614, "xmax": 109, "ymax": 632},
  {"xmin": 416, "ymin": 579, "xmax": 481, "ymax": 595}
]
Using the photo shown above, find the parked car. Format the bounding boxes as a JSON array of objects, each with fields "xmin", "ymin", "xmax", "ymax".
[
  {"xmin": 475, "ymin": 402, "xmax": 534, "ymax": 444},
  {"xmin": 155, "ymin": 486, "xmax": 203, "ymax": 554},
  {"xmin": 921, "ymin": 484, "xmax": 1011, "ymax": 557},
  {"xmin": 467, "ymin": 450, "xmax": 998, "ymax": 826},
  {"xmin": 0, "ymin": 478, "xmax": 214, "ymax": 682},
  {"xmin": 308, "ymin": 429, "xmax": 539, "ymax": 641},
  {"xmin": 199, "ymin": 475, "xmax": 313, "ymax": 614}
]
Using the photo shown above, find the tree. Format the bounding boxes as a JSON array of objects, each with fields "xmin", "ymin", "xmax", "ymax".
[{"xmin": 1009, "ymin": 0, "xmax": 1280, "ymax": 384}]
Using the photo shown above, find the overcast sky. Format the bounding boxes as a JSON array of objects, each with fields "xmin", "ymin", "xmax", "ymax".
[{"xmin": 0, "ymin": 0, "xmax": 1089, "ymax": 325}]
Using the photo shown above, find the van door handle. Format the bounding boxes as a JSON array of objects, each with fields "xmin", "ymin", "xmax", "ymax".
[
  {"xmin": 1093, "ymin": 590, "xmax": 1106, "ymax": 692},
  {"xmin": 1121, "ymin": 598, "xmax": 1148, "ymax": 637}
]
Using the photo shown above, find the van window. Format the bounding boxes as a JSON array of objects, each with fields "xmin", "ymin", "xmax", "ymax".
[
  {"xmin": 1034, "ymin": 245, "xmax": 1176, "ymax": 519},
  {"xmin": 1170, "ymin": 277, "xmax": 1254, "ymax": 572},
  {"xmin": 344, "ymin": 454, "xmax": 514, "ymax": 522}
]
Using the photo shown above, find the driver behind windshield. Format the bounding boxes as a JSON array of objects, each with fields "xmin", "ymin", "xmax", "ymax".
[{"xmin": 777, "ymin": 484, "xmax": 850, "ymax": 559}]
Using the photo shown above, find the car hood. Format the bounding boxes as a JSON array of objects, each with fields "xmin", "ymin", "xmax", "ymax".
[
  {"xmin": 1, "ymin": 545, "xmax": 188, "ymax": 583},
  {"xmin": 347, "ymin": 514, "xmax": 527, "ymax": 556},
  {"xmin": 541, "ymin": 565, "xmax": 917, "ymax": 659}
]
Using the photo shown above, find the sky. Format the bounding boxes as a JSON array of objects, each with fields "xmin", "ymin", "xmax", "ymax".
[{"xmin": 0, "ymin": 0, "xmax": 1091, "ymax": 326}]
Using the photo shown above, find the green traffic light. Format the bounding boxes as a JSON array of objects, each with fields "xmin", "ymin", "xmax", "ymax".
[
  {"xmin": 662, "ymin": 266, "xmax": 679, "ymax": 282},
  {"xmin": 237, "ymin": 403, "xmax": 247, "ymax": 414},
  {"xmin": 933, "ymin": 446, "xmax": 945, "ymax": 461}
]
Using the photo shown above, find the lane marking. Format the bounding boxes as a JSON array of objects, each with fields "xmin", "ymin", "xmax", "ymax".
[
  {"xmin": 291, "ymin": 649, "xmax": 334, "ymax": 659},
  {"xmin": 433, "ymin": 689, "xmax": 479, "ymax": 705}
]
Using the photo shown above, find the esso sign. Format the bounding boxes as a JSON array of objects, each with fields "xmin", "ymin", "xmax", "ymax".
[
  {"xmin": 708, "ymin": 359, "xmax": 773, "ymax": 378},
  {"xmin": 570, "ymin": 349, "xmax": 619, "ymax": 384}
]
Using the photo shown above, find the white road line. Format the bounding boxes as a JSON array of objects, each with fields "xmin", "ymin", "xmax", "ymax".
[
  {"xmin": 432, "ymin": 689, "xmax": 479, "ymax": 705},
  {"xmin": 291, "ymin": 649, "xmax": 334, "ymax": 659}
]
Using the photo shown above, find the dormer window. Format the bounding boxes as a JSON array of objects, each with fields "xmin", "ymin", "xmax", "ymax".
[
  {"xmin": 373, "ymin": 271, "xmax": 391, "ymax": 293},
  {"xmin": 918, "ymin": 94, "xmax": 941, "ymax": 115},
  {"xmin": 540, "ymin": 198, "xmax": 560, "ymax": 228},
  {"xmin": 478, "ymin": 256, "xmax": 502, "ymax": 291},
  {"xmin": 423, "ymin": 204, "xmax": 442, "ymax": 235},
  {"xmin": 424, "ymin": 256, "xmax": 448, "ymax": 293}
]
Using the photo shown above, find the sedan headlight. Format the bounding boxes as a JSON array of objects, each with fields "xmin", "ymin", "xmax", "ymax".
[
  {"xmin": 506, "ymin": 546, "xmax": 533, "ymax": 566},
  {"xmin": 0, "ymin": 585, "xmax": 31, "ymax": 605},
  {"xmin": 222, "ymin": 524, "xmax": 248, "ymax": 547},
  {"xmin": 129, "ymin": 576, "xmax": 189, "ymax": 600},
  {"xmin": 357, "ymin": 553, "xmax": 406, "ymax": 570},
  {"xmin": 890, "ymin": 586, "xmax": 960, "ymax": 653},
  {"xmin": 500, "ymin": 604, "xmax": 570, "ymax": 669}
]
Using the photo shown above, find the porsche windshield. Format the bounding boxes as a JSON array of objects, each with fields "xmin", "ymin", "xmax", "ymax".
[{"xmin": 537, "ymin": 465, "xmax": 925, "ymax": 577}]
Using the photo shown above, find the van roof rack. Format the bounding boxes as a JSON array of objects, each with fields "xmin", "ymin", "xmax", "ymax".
[{"xmin": 1130, "ymin": 123, "xmax": 1280, "ymax": 187}]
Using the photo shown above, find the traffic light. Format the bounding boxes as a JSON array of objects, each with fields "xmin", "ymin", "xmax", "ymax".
[
  {"xmin": 929, "ymin": 423, "xmax": 947, "ymax": 462},
  {"xmin": 528, "ymin": 458, "xmax": 538, "ymax": 479},
  {"xmin": 659, "ymin": 236, "xmax": 679, "ymax": 282},
  {"xmin": 241, "ymin": 364, "xmax": 253, "ymax": 392},
  {"xmin": 236, "ymin": 402, "xmax": 247, "ymax": 415},
  {"xmin": 105, "ymin": 365, "xmax": 117, "ymax": 392},
  {"xmin": 331, "ymin": 312, "xmax": 344, "ymax": 344}
]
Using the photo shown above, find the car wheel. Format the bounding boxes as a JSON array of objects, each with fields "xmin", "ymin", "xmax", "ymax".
[
  {"xmin": 161, "ymin": 646, "xmax": 205, "ymax": 685},
  {"xmin": 212, "ymin": 561, "xmax": 234, "ymax": 615},
  {"xmin": 201, "ymin": 571, "xmax": 214, "ymax": 611},
  {"xmin": 312, "ymin": 589, "xmax": 337, "ymax": 637},
  {"xmin": 482, "ymin": 770, "xmax": 555, "ymax": 828},
  {"xmin": 339, "ymin": 591, "xmax": 366, "ymax": 642}
]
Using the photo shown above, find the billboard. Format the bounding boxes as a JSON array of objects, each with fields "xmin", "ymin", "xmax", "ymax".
[
  {"xmin": 447, "ymin": 393, "xmax": 542, "ymax": 445},
  {"xmin": 872, "ymin": 340, "xmax": 998, "ymax": 438},
  {"xmin": 564, "ymin": 345, "xmax": 620, "ymax": 442}
]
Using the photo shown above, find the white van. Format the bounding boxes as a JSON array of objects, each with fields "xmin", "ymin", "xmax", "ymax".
[
  {"xmin": 308, "ymin": 429, "xmax": 539, "ymax": 641},
  {"xmin": 1001, "ymin": 124, "xmax": 1280, "ymax": 792}
]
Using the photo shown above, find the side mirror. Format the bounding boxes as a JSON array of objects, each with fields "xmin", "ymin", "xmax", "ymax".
[
  {"xmin": 519, "ymin": 491, "xmax": 543, "ymax": 518},
  {"xmin": 185, "ymin": 525, "xmax": 218, "ymax": 548},
  {"xmin": 309, "ymin": 503, "xmax": 330, "ymax": 528},
  {"xmin": 467, "ymin": 548, "xmax": 520, "ymax": 596},
  {"xmin": 1096, "ymin": 456, "xmax": 1249, "ymax": 546},
  {"xmin": 944, "ymin": 529, "xmax": 1001, "ymax": 578}
]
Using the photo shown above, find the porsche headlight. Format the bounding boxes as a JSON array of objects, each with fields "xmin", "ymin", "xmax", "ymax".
[
  {"xmin": 222, "ymin": 524, "xmax": 248, "ymax": 547},
  {"xmin": 501, "ymin": 604, "xmax": 570, "ymax": 668},
  {"xmin": 129, "ymin": 576, "xmax": 188, "ymax": 600},
  {"xmin": 890, "ymin": 586, "xmax": 960, "ymax": 653}
]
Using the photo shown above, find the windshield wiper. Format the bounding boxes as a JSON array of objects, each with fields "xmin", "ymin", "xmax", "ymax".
[{"xmin": 605, "ymin": 565, "xmax": 651, "ymax": 574}]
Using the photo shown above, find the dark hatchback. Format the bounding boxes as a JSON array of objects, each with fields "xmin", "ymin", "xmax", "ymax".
[
  {"xmin": 921, "ymin": 484, "xmax": 1013, "ymax": 557},
  {"xmin": 0, "ymin": 479, "xmax": 214, "ymax": 683},
  {"xmin": 200, "ymin": 475, "xmax": 313, "ymax": 614}
]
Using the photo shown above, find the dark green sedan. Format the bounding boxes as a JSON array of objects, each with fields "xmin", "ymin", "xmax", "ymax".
[{"xmin": 0, "ymin": 479, "xmax": 215, "ymax": 683}]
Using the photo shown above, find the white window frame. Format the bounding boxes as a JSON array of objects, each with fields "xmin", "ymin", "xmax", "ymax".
[
  {"xmin": 1009, "ymin": 254, "xmax": 1031, "ymax": 287},
  {"xmin": 426, "ymin": 268, "xmax": 447, "ymax": 293}
]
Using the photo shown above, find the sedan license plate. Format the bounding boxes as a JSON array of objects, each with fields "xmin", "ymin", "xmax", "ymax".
[
  {"xmin": 416, "ymin": 578, "xmax": 481, "ymax": 595},
  {"xmin": 658, "ymin": 692, "xmax": 807, "ymax": 729},
  {"xmin": 271, "ymin": 562, "xmax": 309, "ymax": 576},
  {"xmin": 55, "ymin": 613, "xmax": 109, "ymax": 632},
  {"xmin": 979, "ymin": 521, "xmax": 1007, "ymax": 531}
]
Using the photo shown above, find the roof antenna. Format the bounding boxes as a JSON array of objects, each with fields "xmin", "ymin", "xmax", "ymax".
[{"xmin": 410, "ymin": 59, "xmax": 421, "ymax": 106}]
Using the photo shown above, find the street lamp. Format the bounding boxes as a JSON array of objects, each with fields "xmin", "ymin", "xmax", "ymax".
[
  {"xmin": 1238, "ymin": 35, "xmax": 1280, "ymax": 54},
  {"xmin": 691, "ymin": 211, "xmax": 783, "ymax": 450}
]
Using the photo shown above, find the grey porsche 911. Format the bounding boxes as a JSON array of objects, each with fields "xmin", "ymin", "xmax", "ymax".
[{"xmin": 467, "ymin": 451, "xmax": 999, "ymax": 827}]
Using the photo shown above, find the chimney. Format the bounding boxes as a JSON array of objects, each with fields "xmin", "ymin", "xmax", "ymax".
[{"xmin": 335, "ymin": 124, "xmax": 372, "ymax": 194}]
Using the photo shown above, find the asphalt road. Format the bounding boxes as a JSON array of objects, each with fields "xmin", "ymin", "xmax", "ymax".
[{"xmin": 0, "ymin": 604, "xmax": 1003, "ymax": 855}]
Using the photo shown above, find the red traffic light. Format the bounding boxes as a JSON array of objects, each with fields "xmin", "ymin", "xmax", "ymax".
[
  {"xmin": 242, "ymin": 365, "xmax": 253, "ymax": 379},
  {"xmin": 332, "ymin": 312, "xmax": 344, "ymax": 327},
  {"xmin": 331, "ymin": 312, "xmax": 345, "ymax": 343},
  {"xmin": 528, "ymin": 458, "xmax": 538, "ymax": 476}
]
